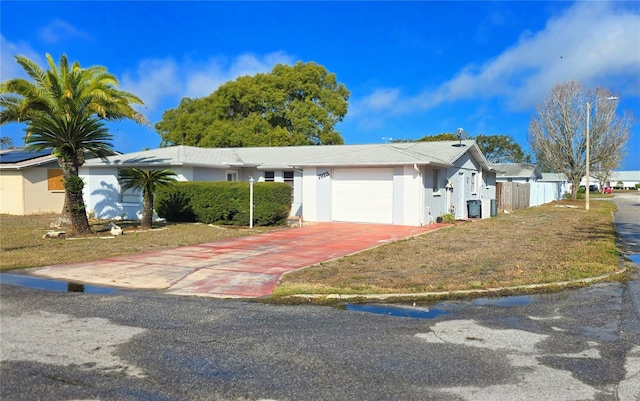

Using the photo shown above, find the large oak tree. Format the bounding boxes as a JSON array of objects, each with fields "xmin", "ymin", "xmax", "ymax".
[
  {"xmin": 528, "ymin": 81, "xmax": 634, "ymax": 200},
  {"xmin": 0, "ymin": 54, "xmax": 147, "ymax": 235},
  {"xmin": 475, "ymin": 134, "xmax": 529, "ymax": 163},
  {"xmin": 156, "ymin": 61, "xmax": 350, "ymax": 147}
]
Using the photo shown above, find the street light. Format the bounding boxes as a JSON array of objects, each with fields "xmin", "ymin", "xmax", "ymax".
[{"xmin": 585, "ymin": 96, "xmax": 618, "ymax": 210}]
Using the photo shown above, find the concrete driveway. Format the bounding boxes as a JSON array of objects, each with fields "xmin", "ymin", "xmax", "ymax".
[{"xmin": 28, "ymin": 222, "xmax": 441, "ymax": 298}]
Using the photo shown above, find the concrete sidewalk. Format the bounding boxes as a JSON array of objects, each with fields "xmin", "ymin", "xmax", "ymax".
[{"xmin": 28, "ymin": 222, "xmax": 443, "ymax": 298}]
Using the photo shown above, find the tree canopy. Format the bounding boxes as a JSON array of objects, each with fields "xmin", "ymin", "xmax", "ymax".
[
  {"xmin": 475, "ymin": 134, "xmax": 529, "ymax": 163},
  {"xmin": 156, "ymin": 61, "xmax": 350, "ymax": 148},
  {"xmin": 0, "ymin": 53, "xmax": 147, "ymax": 234},
  {"xmin": 395, "ymin": 133, "xmax": 530, "ymax": 164},
  {"xmin": 528, "ymin": 80, "xmax": 634, "ymax": 199}
]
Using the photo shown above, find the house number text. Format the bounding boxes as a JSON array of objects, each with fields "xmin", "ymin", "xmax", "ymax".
[{"xmin": 317, "ymin": 171, "xmax": 330, "ymax": 179}]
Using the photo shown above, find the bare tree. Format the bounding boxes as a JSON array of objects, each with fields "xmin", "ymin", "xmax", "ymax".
[
  {"xmin": 592, "ymin": 159, "xmax": 619, "ymax": 192},
  {"xmin": 528, "ymin": 81, "xmax": 634, "ymax": 200}
]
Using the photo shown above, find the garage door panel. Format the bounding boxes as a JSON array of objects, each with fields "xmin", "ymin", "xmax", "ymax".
[{"xmin": 332, "ymin": 168, "xmax": 393, "ymax": 224}]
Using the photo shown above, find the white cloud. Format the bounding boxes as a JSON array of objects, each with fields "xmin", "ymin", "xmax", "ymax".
[
  {"xmin": 121, "ymin": 51, "xmax": 296, "ymax": 113},
  {"xmin": 121, "ymin": 58, "xmax": 183, "ymax": 111},
  {"xmin": 39, "ymin": 19, "xmax": 90, "ymax": 43},
  {"xmin": 0, "ymin": 35, "xmax": 43, "ymax": 81},
  {"xmin": 351, "ymin": 1, "xmax": 640, "ymax": 127},
  {"xmin": 349, "ymin": 88, "xmax": 400, "ymax": 118}
]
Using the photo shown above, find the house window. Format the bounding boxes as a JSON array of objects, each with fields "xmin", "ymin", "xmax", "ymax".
[
  {"xmin": 471, "ymin": 172, "xmax": 477, "ymax": 193},
  {"xmin": 284, "ymin": 171, "xmax": 294, "ymax": 187},
  {"xmin": 264, "ymin": 171, "xmax": 275, "ymax": 182},
  {"xmin": 119, "ymin": 169, "xmax": 141, "ymax": 203},
  {"xmin": 121, "ymin": 191, "xmax": 141, "ymax": 203},
  {"xmin": 433, "ymin": 169, "xmax": 440, "ymax": 192},
  {"xmin": 47, "ymin": 169, "xmax": 64, "ymax": 191},
  {"xmin": 226, "ymin": 170, "xmax": 238, "ymax": 182}
]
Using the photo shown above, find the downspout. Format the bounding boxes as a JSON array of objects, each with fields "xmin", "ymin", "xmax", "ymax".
[
  {"xmin": 293, "ymin": 167, "xmax": 304, "ymax": 221},
  {"xmin": 414, "ymin": 163, "xmax": 425, "ymax": 226}
]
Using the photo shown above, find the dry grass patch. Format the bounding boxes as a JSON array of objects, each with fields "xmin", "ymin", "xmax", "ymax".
[
  {"xmin": 274, "ymin": 200, "xmax": 620, "ymax": 296},
  {"xmin": 0, "ymin": 214, "xmax": 277, "ymax": 270}
]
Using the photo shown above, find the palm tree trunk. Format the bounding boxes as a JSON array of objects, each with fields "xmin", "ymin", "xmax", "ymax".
[
  {"xmin": 61, "ymin": 161, "xmax": 91, "ymax": 235},
  {"xmin": 142, "ymin": 192, "xmax": 153, "ymax": 230}
]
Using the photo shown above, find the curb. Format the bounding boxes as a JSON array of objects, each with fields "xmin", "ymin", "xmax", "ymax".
[{"xmin": 279, "ymin": 268, "xmax": 629, "ymax": 303}]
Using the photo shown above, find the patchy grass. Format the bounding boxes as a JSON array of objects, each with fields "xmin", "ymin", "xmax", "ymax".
[
  {"xmin": 0, "ymin": 214, "xmax": 276, "ymax": 270},
  {"xmin": 273, "ymin": 200, "xmax": 621, "ymax": 298}
]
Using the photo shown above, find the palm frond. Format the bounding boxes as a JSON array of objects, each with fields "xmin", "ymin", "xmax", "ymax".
[
  {"xmin": 14, "ymin": 55, "xmax": 49, "ymax": 88},
  {"xmin": 3, "ymin": 52, "xmax": 148, "ymax": 165}
]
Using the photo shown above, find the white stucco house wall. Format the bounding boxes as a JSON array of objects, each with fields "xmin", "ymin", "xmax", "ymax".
[
  {"xmin": 0, "ymin": 149, "xmax": 66, "ymax": 215},
  {"xmin": 538, "ymin": 173, "xmax": 570, "ymax": 201},
  {"xmin": 80, "ymin": 140, "xmax": 497, "ymax": 226}
]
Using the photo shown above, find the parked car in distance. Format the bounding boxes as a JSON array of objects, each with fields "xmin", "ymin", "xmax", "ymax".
[
  {"xmin": 603, "ymin": 187, "xmax": 612, "ymax": 194},
  {"xmin": 579, "ymin": 185, "xmax": 599, "ymax": 192}
]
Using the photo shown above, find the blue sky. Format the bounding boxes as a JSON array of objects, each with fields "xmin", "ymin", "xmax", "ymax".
[{"xmin": 2, "ymin": 1, "xmax": 639, "ymax": 169}]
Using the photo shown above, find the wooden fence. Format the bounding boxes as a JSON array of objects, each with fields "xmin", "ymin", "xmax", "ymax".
[{"xmin": 496, "ymin": 182, "xmax": 530, "ymax": 211}]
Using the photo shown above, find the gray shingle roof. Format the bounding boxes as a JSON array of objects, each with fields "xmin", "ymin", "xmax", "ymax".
[
  {"xmin": 539, "ymin": 173, "xmax": 568, "ymax": 182},
  {"xmin": 609, "ymin": 171, "xmax": 640, "ymax": 182},
  {"xmin": 492, "ymin": 163, "xmax": 540, "ymax": 178},
  {"xmin": 84, "ymin": 140, "xmax": 492, "ymax": 170}
]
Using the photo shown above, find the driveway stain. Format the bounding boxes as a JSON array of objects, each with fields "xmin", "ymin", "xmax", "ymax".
[
  {"xmin": 0, "ymin": 303, "xmax": 146, "ymax": 378},
  {"xmin": 415, "ymin": 319, "xmax": 604, "ymax": 400}
]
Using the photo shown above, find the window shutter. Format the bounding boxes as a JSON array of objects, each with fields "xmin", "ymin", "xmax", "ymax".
[{"xmin": 47, "ymin": 169, "xmax": 64, "ymax": 191}]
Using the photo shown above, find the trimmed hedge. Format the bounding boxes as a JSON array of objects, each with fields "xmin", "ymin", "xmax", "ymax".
[{"xmin": 156, "ymin": 181, "xmax": 292, "ymax": 226}]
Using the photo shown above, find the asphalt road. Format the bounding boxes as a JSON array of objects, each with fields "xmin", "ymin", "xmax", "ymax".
[{"xmin": 1, "ymin": 194, "xmax": 639, "ymax": 401}]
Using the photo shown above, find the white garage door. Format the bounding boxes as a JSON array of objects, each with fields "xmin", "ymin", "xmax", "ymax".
[{"xmin": 332, "ymin": 168, "xmax": 394, "ymax": 224}]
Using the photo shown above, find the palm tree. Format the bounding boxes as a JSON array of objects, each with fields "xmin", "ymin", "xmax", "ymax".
[
  {"xmin": 119, "ymin": 168, "xmax": 177, "ymax": 229},
  {"xmin": 0, "ymin": 53, "xmax": 147, "ymax": 235}
]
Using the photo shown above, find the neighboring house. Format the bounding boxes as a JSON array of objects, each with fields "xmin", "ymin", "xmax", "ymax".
[
  {"xmin": 609, "ymin": 171, "xmax": 640, "ymax": 190},
  {"xmin": 0, "ymin": 148, "xmax": 65, "ymax": 215},
  {"xmin": 538, "ymin": 173, "xmax": 570, "ymax": 201},
  {"xmin": 492, "ymin": 163, "xmax": 542, "ymax": 183},
  {"xmin": 589, "ymin": 171, "xmax": 640, "ymax": 190},
  {"xmin": 493, "ymin": 163, "xmax": 565, "ymax": 207},
  {"xmin": 579, "ymin": 171, "xmax": 640, "ymax": 191},
  {"xmin": 80, "ymin": 140, "xmax": 497, "ymax": 226}
]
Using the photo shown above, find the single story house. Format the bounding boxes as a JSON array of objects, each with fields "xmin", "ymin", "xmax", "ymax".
[
  {"xmin": 80, "ymin": 140, "xmax": 497, "ymax": 226},
  {"xmin": 493, "ymin": 163, "xmax": 567, "ymax": 207},
  {"xmin": 538, "ymin": 173, "xmax": 570, "ymax": 201},
  {"xmin": 0, "ymin": 148, "xmax": 65, "ymax": 215},
  {"xmin": 492, "ymin": 163, "xmax": 542, "ymax": 183},
  {"xmin": 580, "ymin": 171, "xmax": 640, "ymax": 190}
]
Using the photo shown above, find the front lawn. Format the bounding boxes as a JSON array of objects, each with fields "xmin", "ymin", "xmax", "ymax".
[
  {"xmin": 273, "ymin": 200, "xmax": 623, "ymax": 298},
  {"xmin": 0, "ymin": 214, "xmax": 275, "ymax": 270}
]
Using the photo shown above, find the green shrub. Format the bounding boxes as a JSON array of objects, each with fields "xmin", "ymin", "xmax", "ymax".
[
  {"xmin": 156, "ymin": 191, "xmax": 195, "ymax": 222},
  {"xmin": 440, "ymin": 213, "xmax": 455, "ymax": 223},
  {"xmin": 156, "ymin": 181, "xmax": 291, "ymax": 226}
]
